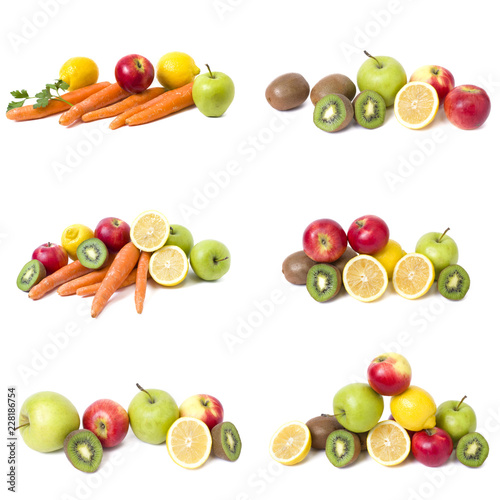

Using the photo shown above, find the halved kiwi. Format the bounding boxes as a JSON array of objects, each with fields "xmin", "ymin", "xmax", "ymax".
[
  {"xmin": 313, "ymin": 94, "xmax": 353, "ymax": 132},
  {"xmin": 211, "ymin": 422, "xmax": 241, "ymax": 461},
  {"xmin": 438, "ymin": 265, "xmax": 470, "ymax": 300},
  {"xmin": 456, "ymin": 432, "xmax": 489, "ymax": 467},
  {"xmin": 77, "ymin": 238, "xmax": 108, "ymax": 269},
  {"xmin": 306, "ymin": 415, "xmax": 344, "ymax": 450},
  {"xmin": 64, "ymin": 429, "xmax": 103, "ymax": 473},
  {"xmin": 325, "ymin": 429, "xmax": 361, "ymax": 467},
  {"xmin": 17, "ymin": 259, "xmax": 46, "ymax": 291},
  {"xmin": 353, "ymin": 90, "xmax": 386, "ymax": 129},
  {"xmin": 306, "ymin": 264, "xmax": 341, "ymax": 302}
]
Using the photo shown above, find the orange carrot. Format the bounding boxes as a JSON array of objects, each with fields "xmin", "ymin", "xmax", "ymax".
[
  {"xmin": 6, "ymin": 82, "xmax": 111, "ymax": 121},
  {"xmin": 135, "ymin": 252, "xmax": 151, "ymax": 314},
  {"xmin": 28, "ymin": 261, "xmax": 94, "ymax": 300},
  {"xmin": 125, "ymin": 82, "xmax": 194, "ymax": 126},
  {"xmin": 91, "ymin": 242, "xmax": 140, "ymax": 318},
  {"xmin": 77, "ymin": 269, "xmax": 138, "ymax": 297},
  {"xmin": 59, "ymin": 83, "xmax": 131, "ymax": 126},
  {"xmin": 81, "ymin": 87, "xmax": 165, "ymax": 122}
]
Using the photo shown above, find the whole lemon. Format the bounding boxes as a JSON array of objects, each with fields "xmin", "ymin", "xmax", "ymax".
[
  {"xmin": 59, "ymin": 57, "xmax": 99, "ymax": 91},
  {"xmin": 61, "ymin": 224, "xmax": 95, "ymax": 261},
  {"xmin": 372, "ymin": 239, "xmax": 406, "ymax": 280},
  {"xmin": 390, "ymin": 386, "xmax": 437, "ymax": 432},
  {"xmin": 156, "ymin": 52, "xmax": 199, "ymax": 90}
]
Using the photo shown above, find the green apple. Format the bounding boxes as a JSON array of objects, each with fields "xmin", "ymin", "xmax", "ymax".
[
  {"xmin": 18, "ymin": 391, "xmax": 80, "ymax": 452},
  {"xmin": 128, "ymin": 384, "xmax": 178, "ymax": 445},
  {"xmin": 190, "ymin": 239, "xmax": 230, "ymax": 281},
  {"xmin": 415, "ymin": 228, "xmax": 459, "ymax": 278},
  {"xmin": 436, "ymin": 396, "xmax": 477, "ymax": 447},
  {"xmin": 192, "ymin": 64, "xmax": 235, "ymax": 117},
  {"xmin": 166, "ymin": 224, "xmax": 194, "ymax": 257},
  {"xmin": 357, "ymin": 51, "xmax": 407, "ymax": 107},
  {"xmin": 333, "ymin": 383, "xmax": 384, "ymax": 433}
]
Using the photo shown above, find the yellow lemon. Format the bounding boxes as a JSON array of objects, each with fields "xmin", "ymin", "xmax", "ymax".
[
  {"xmin": 156, "ymin": 52, "xmax": 199, "ymax": 90},
  {"xmin": 269, "ymin": 421, "xmax": 311, "ymax": 465},
  {"xmin": 342, "ymin": 255, "xmax": 388, "ymax": 302},
  {"xmin": 392, "ymin": 253, "xmax": 435, "ymax": 299},
  {"xmin": 367, "ymin": 420, "xmax": 411, "ymax": 466},
  {"xmin": 149, "ymin": 246, "xmax": 188, "ymax": 287},
  {"xmin": 61, "ymin": 224, "xmax": 94, "ymax": 260},
  {"xmin": 59, "ymin": 57, "xmax": 99, "ymax": 91},
  {"xmin": 130, "ymin": 210, "xmax": 169, "ymax": 252},
  {"xmin": 394, "ymin": 81, "xmax": 439, "ymax": 129},
  {"xmin": 372, "ymin": 240, "xmax": 406, "ymax": 280},
  {"xmin": 390, "ymin": 386, "xmax": 437, "ymax": 432}
]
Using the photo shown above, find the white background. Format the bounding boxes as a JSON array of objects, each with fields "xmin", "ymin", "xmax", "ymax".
[{"xmin": 1, "ymin": 0, "xmax": 499, "ymax": 499}]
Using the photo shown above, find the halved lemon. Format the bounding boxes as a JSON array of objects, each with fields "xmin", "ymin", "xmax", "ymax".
[
  {"xmin": 394, "ymin": 82, "xmax": 439, "ymax": 129},
  {"xmin": 342, "ymin": 255, "xmax": 388, "ymax": 302},
  {"xmin": 149, "ymin": 246, "xmax": 188, "ymax": 286},
  {"xmin": 367, "ymin": 420, "xmax": 411, "ymax": 466},
  {"xmin": 167, "ymin": 417, "xmax": 212, "ymax": 469},
  {"xmin": 269, "ymin": 421, "xmax": 311, "ymax": 465},
  {"xmin": 130, "ymin": 210, "xmax": 169, "ymax": 252},
  {"xmin": 392, "ymin": 253, "xmax": 435, "ymax": 299}
]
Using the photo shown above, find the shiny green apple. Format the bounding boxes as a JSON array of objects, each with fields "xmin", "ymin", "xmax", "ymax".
[
  {"xmin": 415, "ymin": 228, "xmax": 459, "ymax": 278},
  {"xmin": 436, "ymin": 396, "xmax": 477, "ymax": 447},
  {"xmin": 166, "ymin": 225, "xmax": 194, "ymax": 257},
  {"xmin": 190, "ymin": 239, "xmax": 230, "ymax": 281},
  {"xmin": 193, "ymin": 65, "xmax": 235, "ymax": 117}
]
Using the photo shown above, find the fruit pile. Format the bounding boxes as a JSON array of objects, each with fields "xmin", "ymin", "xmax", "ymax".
[
  {"xmin": 266, "ymin": 51, "xmax": 491, "ymax": 131},
  {"xmin": 6, "ymin": 53, "xmax": 235, "ymax": 126},
  {"xmin": 17, "ymin": 210, "xmax": 231, "ymax": 317},
  {"xmin": 269, "ymin": 353, "xmax": 489, "ymax": 469},
  {"xmin": 17, "ymin": 387, "xmax": 241, "ymax": 472},
  {"xmin": 283, "ymin": 216, "xmax": 470, "ymax": 302}
]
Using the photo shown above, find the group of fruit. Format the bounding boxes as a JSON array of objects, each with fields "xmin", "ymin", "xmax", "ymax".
[
  {"xmin": 283, "ymin": 216, "xmax": 470, "ymax": 302},
  {"xmin": 17, "ymin": 210, "xmax": 231, "ymax": 317},
  {"xmin": 7, "ymin": 52, "xmax": 235, "ymax": 126},
  {"xmin": 269, "ymin": 352, "xmax": 489, "ymax": 469},
  {"xmin": 266, "ymin": 51, "xmax": 490, "ymax": 132},
  {"xmin": 17, "ymin": 387, "xmax": 241, "ymax": 472}
]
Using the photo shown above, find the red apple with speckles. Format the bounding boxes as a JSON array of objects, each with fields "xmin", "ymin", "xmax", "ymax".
[
  {"xmin": 302, "ymin": 219, "xmax": 347, "ymax": 262},
  {"xmin": 444, "ymin": 85, "xmax": 491, "ymax": 130},
  {"xmin": 179, "ymin": 394, "xmax": 224, "ymax": 430},
  {"xmin": 412, "ymin": 427, "xmax": 453, "ymax": 467},
  {"xmin": 115, "ymin": 54, "xmax": 154, "ymax": 94},
  {"xmin": 32, "ymin": 243, "xmax": 68, "ymax": 275},
  {"xmin": 347, "ymin": 215, "xmax": 389, "ymax": 254},
  {"xmin": 368, "ymin": 352, "xmax": 412, "ymax": 396},
  {"xmin": 94, "ymin": 217, "xmax": 131, "ymax": 253},
  {"xmin": 410, "ymin": 65, "xmax": 455, "ymax": 104},
  {"xmin": 83, "ymin": 399, "xmax": 129, "ymax": 448}
]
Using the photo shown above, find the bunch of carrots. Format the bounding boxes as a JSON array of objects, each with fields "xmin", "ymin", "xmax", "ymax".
[
  {"xmin": 28, "ymin": 242, "xmax": 151, "ymax": 318},
  {"xmin": 6, "ymin": 81, "xmax": 194, "ymax": 128}
]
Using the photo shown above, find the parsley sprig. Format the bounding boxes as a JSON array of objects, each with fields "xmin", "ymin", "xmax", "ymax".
[{"xmin": 7, "ymin": 80, "xmax": 73, "ymax": 112}]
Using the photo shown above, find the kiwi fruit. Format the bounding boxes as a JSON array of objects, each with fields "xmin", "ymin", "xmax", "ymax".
[
  {"xmin": 353, "ymin": 90, "xmax": 386, "ymax": 129},
  {"xmin": 265, "ymin": 73, "xmax": 310, "ymax": 111},
  {"xmin": 438, "ymin": 265, "xmax": 470, "ymax": 300},
  {"xmin": 306, "ymin": 415, "xmax": 345, "ymax": 450},
  {"xmin": 64, "ymin": 429, "xmax": 103, "ymax": 473},
  {"xmin": 310, "ymin": 74, "xmax": 356, "ymax": 104},
  {"xmin": 17, "ymin": 259, "xmax": 46, "ymax": 292},
  {"xmin": 356, "ymin": 431, "xmax": 368, "ymax": 451},
  {"xmin": 313, "ymin": 94, "xmax": 353, "ymax": 132},
  {"xmin": 211, "ymin": 422, "xmax": 242, "ymax": 462},
  {"xmin": 456, "ymin": 432, "xmax": 489, "ymax": 467},
  {"xmin": 331, "ymin": 247, "xmax": 357, "ymax": 275},
  {"xmin": 282, "ymin": 251, "xmax": 317, "ymax": 285},
  {"xmin": 325, "ymin": 429, "xmax": 361, "ymax": 468},
  {"xmin": 77, "ymin": 238, "xmax": 108, "ymax": 269},
  {"xmin": 306, "ymin": 264, "xmax": 341, "ymax": 302}
]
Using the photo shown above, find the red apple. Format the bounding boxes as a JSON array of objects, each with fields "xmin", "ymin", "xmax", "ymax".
[
  {"xmin": 368, "ymin": 352, "xmax": 411, "ymax": 396},
  {"xmin": 32, "ymin": 243, "xmax": 68, "ymax": 275},
  {"xmin": 347, "ymin": 215, "xmax": 389, "ymax": 254},
  {"xmin": 410, "ymin": 65, "xmax": 455, "ymax": 104},
  {"xmin": 94, "ymin": 217, "xmax": 131, "ymax": 253},
  {"xmin": 389, "ymin": 414, "xmax": 415, "ymax": 439},
  {"xmin": 83, "ymin": 399, "xmax": 129, "ymax": 448},
  {"xmin": 115, "ymin": 54, "xmax": 154, "ymax": 94},
  {"xmin": 412, "ymin": 427, "xmax": 453, "ymax": 467},
  {"xmin": 302, "ymin": 219, "xmax": 347, "ymax": 262},
  {"xmin": 179, "ymin": 394, "xmax": 224, "ymax": 430},
  {"xmin": 444, "ymin": 85, "xmax": 491, "ymax": 130}
]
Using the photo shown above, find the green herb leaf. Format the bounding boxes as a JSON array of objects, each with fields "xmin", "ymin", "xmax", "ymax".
[
  {"xmin": 7, "ymin": 100, "xmax": 26, "ymax": 112},
  {"xmin": 11, "ymin": 89, "xmax": 29, "ymax": 99}
]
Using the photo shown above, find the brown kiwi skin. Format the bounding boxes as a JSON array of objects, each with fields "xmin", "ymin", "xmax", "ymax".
[
  {"xmin": 311, "ymin": 74, "xmax": 356, "ymax": 105},
  {"xmin": 282, "ymin": 251, "xmax": 317, "ymax": 285},
  {"xmin": 356, "ymin": 431, "xmax": 368, "ymax": 451},
  {"xmin": 211, "ymin": 422, "xmax": 240, "ymax": 461},
  {"xmin": 266, "ymin": 73, "xmax": 310, "ymax": 111},
  {"xmin": 331, "ymin": 247, "xmax": 357, "ymax": 274},
  {"xmin": 306, "ymin": 415, "xmax": 345, "ymax": 450}
]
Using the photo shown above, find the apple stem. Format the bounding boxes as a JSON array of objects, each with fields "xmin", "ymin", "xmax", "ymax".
[
  {"xmin": 455, "ymin": 395, "xmax": 467, "ymax": 411},
  {"xmin": 170, "ymin": 226, "xmax": 174, "ymax": 235},
  {"xmin": 364, "ymin": 50, "xmax": 382, "ymax": 69},
  {"xmin": 205, "ymin": 64, "xmax": 214, "ymax": 79},
  {"xmin": 214, "ymin": 256, "xmax": 229, "ymax": 263},
  {"xmin": 14, "ymin": 423, "xmax": 29, "ymax": 431},
  {"xmin": 438, "ymin": 228, "xmax": 450, "ymax": 243},
  {"xmin": 136, "ymin": 383, "xmax": 154, "ymax": 404}
]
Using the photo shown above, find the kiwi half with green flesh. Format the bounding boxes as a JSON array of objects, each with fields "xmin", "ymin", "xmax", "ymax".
[
  {"xmin": 211, "ymin": 422, "xmax": 242, "ymax": 461},
  {"xmin": 313, "ymin": 94, "xmax": 353, "ymax": 132},
  {"xmin": 310, "ymin": 74, "xmax": 356, "ymax": 104},
  {"xmin": 306, "ymin": 264, "xmax": 341, "ymax": 302},
  {"xmin": 77, "ymin": 238, "xmax": 108, "ymax": 269},
  {"xmin": 64, "ymin": 429, "xmax": 103, "ymax": 473},
  {"xmin": 438, "ymin": 265, "xmax": 470, "ymax": 300},
  {"xmin": 17, "ymin": 260, "xmax": 46, "ymax": 292},
  {"xmin": 456, "ymin": 432, "xmax": 489, "ymax": 467},
  {"xmin": 325, "ymin": 429, "xmax": 361, "ymax": 467},
  {"xmin": 282, "ymin": 251, "xmax": 317, "ymax": 285},
  {"xmin": 353, "ymin": 90, "xmax": 386, "ymax": 129},
  {"xmin": 306, "ymin": 415, "xmax": 345, "ymax": 450}
]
